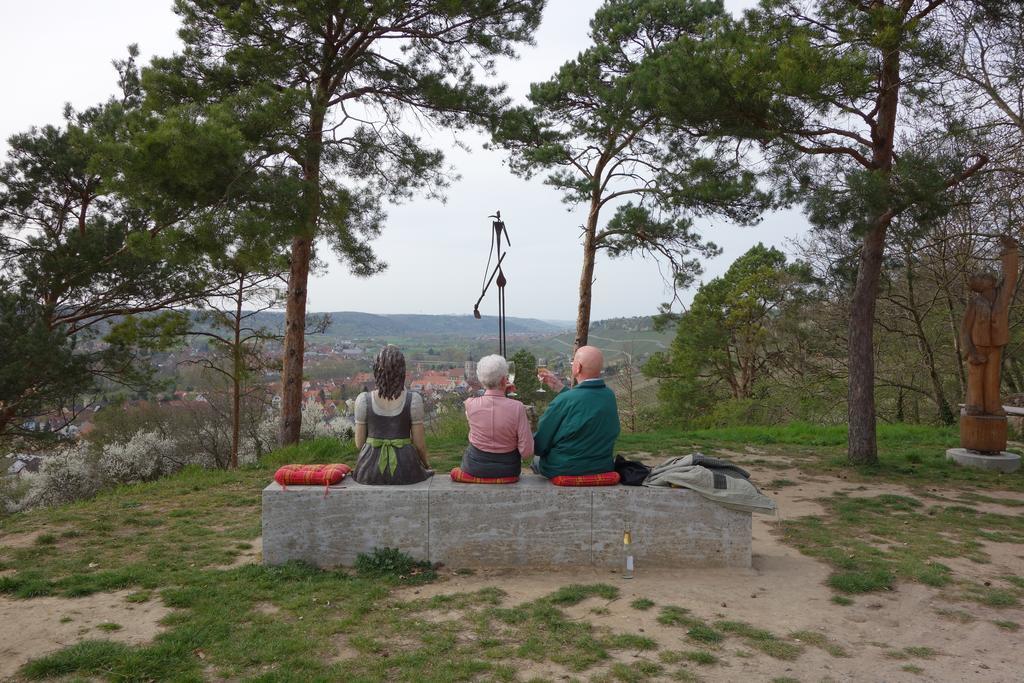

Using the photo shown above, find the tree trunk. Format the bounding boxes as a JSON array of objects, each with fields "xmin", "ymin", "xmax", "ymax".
[
  {"xmin": 78, "ymin": 195, "xmax": 90, "ymax": 236},
  {"xmin": 0, "ymin": 405, "xmax": 14, "ymax": 438},
  {"xmin": 1004, "ymin": 359, "xmax": 1021, "ymax": 394},
  {"xmin": 847, "ymin": 35, "xmax": 901, "ymax": 466},
  {"xmin": 574, "ymin": 199, "xmax": 601, "ymax": 351},
  {"xmin": 231, "ymin": 274, "xmax": 243, "ymax": 469},
  {"xmin": 944, "ymin": 289, "xmax": 967, "ymax": 398},
  {"xmin": 920, "ymin": 334, "xmax": 954, "ymax": 424},
  {"xmin": 847, "ymin": 222, "xmax": 887, "ymax": 463},
  {"xmin": 937, "ymin": 235, "xmax": 967, "ymax": 398},
  {"xmin": 280, "ymin": 236, "xmax": 312, "ymax": 445},
  {"xmin": 279, "ymin": 105, "xmax": 326, "ymax": 446},
  {"xmin": 904, "ymin": 254, "xmax": 954, "ymax": 424}
]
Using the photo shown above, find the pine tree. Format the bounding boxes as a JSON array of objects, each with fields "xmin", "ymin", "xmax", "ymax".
[
  {"xmin": 491, "ymin": 0, "xmax": 768, "ymax": 351},
  {"xmin": 151, "ymin": 0, "xmax": 545, "ymax": 445},
  {"xmin": 654, "ymin": 0, "xmax": 996, "ymax": 463},
  {"xmin": 0, "ymin": 49, "xmax": 226, "ymax": 441}
]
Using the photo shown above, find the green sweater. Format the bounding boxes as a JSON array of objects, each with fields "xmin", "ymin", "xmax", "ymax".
[{"xmin": 533, "ymin": 379, "xmax": 620, "ymax": 477}]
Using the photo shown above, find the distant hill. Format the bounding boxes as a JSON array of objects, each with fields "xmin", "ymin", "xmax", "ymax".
[
  {"xmin": 243, "ymin": 311, "xmax": 570, "ymax": 339},
  {"xmin": 590, "ymin": 316, "xmax": 664, "ymax": 333},
  {"xmin": 185, "ymin": 311, "xmax": 667, "ymax": 345},
  {"xmin": 531, "ymin": 329, "xmax": 674, "ymax": 361},
  {"xmin": 529, "ymin": 317, "xmax": 676, "ymax": 362}
]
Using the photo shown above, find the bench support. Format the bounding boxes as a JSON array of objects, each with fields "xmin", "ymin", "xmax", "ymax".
[{"xmin": 262, "ymin": 474, "xmax": 751, "ymax": 569}]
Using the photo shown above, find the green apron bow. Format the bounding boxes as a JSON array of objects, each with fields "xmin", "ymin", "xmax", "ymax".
[{"xmin": 366, "ymin": 437, "xmax": 412, "ymax": 476}]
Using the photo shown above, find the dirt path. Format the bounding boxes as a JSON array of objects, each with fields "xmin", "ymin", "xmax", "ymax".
[
  {"xmin": 0, "ymin": 589, "xmax": 171, "ymax": 680},
  {"xmin": 400, "ymin": 467, "xmax": 1024, "ymax": 682},
  {"xmin": 2, "ymin": 465, "xmax": 1021, "ymax": 681}
]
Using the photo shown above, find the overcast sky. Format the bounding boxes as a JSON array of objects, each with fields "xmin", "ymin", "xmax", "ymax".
[{"xmin": 0, "ymin": 0, "xmax": 808, "ymax": 322}]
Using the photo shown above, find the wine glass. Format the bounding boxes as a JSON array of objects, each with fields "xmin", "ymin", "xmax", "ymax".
[{"xmin": 507, "ymin": 361, "xmax": 516, "ymax": 385}]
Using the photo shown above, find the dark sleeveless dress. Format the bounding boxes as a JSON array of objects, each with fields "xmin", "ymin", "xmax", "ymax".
[{"xmin": 353, "ymin": 392, "xmax": 432, "ymax": 485}]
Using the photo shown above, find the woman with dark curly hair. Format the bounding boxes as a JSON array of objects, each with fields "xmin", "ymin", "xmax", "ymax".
[{"xmin": 353, "ymin": 345, "xmax": 432, "ymax": 485}]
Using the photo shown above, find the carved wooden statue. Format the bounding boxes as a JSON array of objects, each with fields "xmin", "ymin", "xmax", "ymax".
[{"xmin": 960, "ymin": 235, "xmax": 1019, "ymax": 453}]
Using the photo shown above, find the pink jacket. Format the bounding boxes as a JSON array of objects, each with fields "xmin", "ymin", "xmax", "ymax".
[{"xmin": 464, "ymin": 389, "xmax": 534, "ymax": 457}]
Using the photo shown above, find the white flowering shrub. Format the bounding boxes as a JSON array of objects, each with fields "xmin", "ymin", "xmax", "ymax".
[
  {"xmin": 239, "ymin": 401, "xmax": 351, "ymax": 463},
  {"xmin": 0, "ymin": 472, "xmax": 32, "ymax": 513},
  {"xmin": 300, "ymin": 400, "xmax": 327, "ymax": 440},
  {"xmin": 13, "ymin": 398, "xmax": 355, "ymax": 512},
  {"xmin": 301, "ymin": 400, "xmax": 352, "ymax": 441},
  {"xmin": 19, "ymin": 443, "xmax": 103, "ymax": 510},
  {"xmin": 247, "ymin": 413, "xmax": 282, "ymax": 461},
  {"xmin": 235, "ymin": 438, "xmax": 262, "ymax": 467},
  {"xmin": 99, "ymin": 430, "xmax": 180, "ymax": 484},
  {"xmin": 236, "ymin": 408, "xmax": 279, "ymax": 466}
]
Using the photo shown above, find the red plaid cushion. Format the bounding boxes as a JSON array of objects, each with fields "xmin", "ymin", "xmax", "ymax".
[
  {"xmin": 274, "ymin": 463, "xmax": 351, "ymax": 487},
  {"xmin": 450, "ymin": 467, "xmax": 519, "ymax": 484},
  {"xmin": 550, "ymin": 471, "xmax": 620, "ymax": 487}
]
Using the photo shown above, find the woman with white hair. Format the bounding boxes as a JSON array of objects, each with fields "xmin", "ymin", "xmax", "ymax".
[{"xmin": 462, "ymin": 354, "xmax": 534, "ymax": 478}]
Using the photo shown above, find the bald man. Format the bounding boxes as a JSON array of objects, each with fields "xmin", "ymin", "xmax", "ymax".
[{"xmin": 532, "ymin": 345, "xmax": 621, "ymax": 478}]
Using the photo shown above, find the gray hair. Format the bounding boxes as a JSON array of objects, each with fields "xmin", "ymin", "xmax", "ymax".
[{"xmin": 476, "ymin": 354, "xmax": 508, "ymax": 389}]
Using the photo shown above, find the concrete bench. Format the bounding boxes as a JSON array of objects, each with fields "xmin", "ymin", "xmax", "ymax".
[{"xmin": 262, "ymin": 473, "xmax": 751, "ymax": 569}]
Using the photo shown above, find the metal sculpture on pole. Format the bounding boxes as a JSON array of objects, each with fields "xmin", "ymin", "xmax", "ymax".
[{"xmin": 473, "ymin": 211, "xmax": 511, "ymax": 356}]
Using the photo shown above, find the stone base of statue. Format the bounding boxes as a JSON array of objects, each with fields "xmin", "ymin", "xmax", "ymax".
[
  {"xmin": 945, "ymin": 448, "xmax": 1020, "ymax": 473},
  {"xmin": 959, "ymin": 414, "xmax": 1008, "ymax": 453}
]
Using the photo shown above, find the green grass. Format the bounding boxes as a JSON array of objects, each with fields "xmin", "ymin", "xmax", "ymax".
[
  {"xmin": 617, "ymin": 422, "xmax": 1022, "ymax": 490},
  {"xmin": 657, "ymin": 606, "xmax": 702, "ymax": 628},
  {"xmin": 618, "ymin": 422, "xmax": 956, "ymax": 449},
  {"xmin": 394, "ymin": 583, "xmax": 664, "ymax": 676},
  {"xmin": 886, "ymin": 646, "xmax": 936, "ymax": 660},
  {"xmin": 35, "ymin": 533, "xmax": 57, "ymax": 546},
  {"xmin": 608, "ymin": 660, "xmax": 664, "ymax": 682},
  {"xmin": 957, "ymin": 492, "xmax": 1024, "ymax": 507},
  {"xmin": 353, "ymin": 546, "xmax": 437, "ymax": 585},
  {"xmin": 22, "ymin": 641, "xmax": 147, "ymax": 680},
  {"xmin": 3, "ymin": 424, "xmax": 1021, "ymax": 680},
  {"xmin": 993, "ymin": 620, "xmax": 1020, "ymax": 631},
  {"xmin": 657, "ymin": 649, "xmax": 719, "ymax": 666},
  {"xmin": 686, "ymin": 624, "xmax": 724, "ymax": 645},
  {"xmin": 777, "ymin": 492, "xmax": 1024, "ymax": 596},
  {"xmin": 788, "ymin": 629, "xmax": 847, "ymax": 657},
  {"xmin": 714, "ymin": 621, "xmax": 802, "ymax": 660},
  {"xmin": 1003, "ymin": 575, "xmax": 1024, "ymax": 589},
  {"xmin": 682, "ymin": 650, "xmax": 718, "ymax": 665},
  {"xmin": 961, "ymin": 582, "xmax": 1021, "ymax": 607},
  {"xmin": 656, "ymin": 608, "xmax": 831, "ymax": 662},
  {"xmin": 934, "ymin": 607, "xmax": 975, "ymax": 623},
  {"xmin": 3, "ymin": 439, "xmax": 480, "ymax": 681},
  {"xmin": 605, "ymin": 634, "xmax": 658, "ymax": 651},
  {"xmin": 546, "ymin": 583, "xmax": 619, "ymax": 605}
]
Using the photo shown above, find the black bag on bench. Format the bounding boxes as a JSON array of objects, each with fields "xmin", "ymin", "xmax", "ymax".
[{"xmin": 614, "ymin": 455, "xmax": 651, "ymax": 486}]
